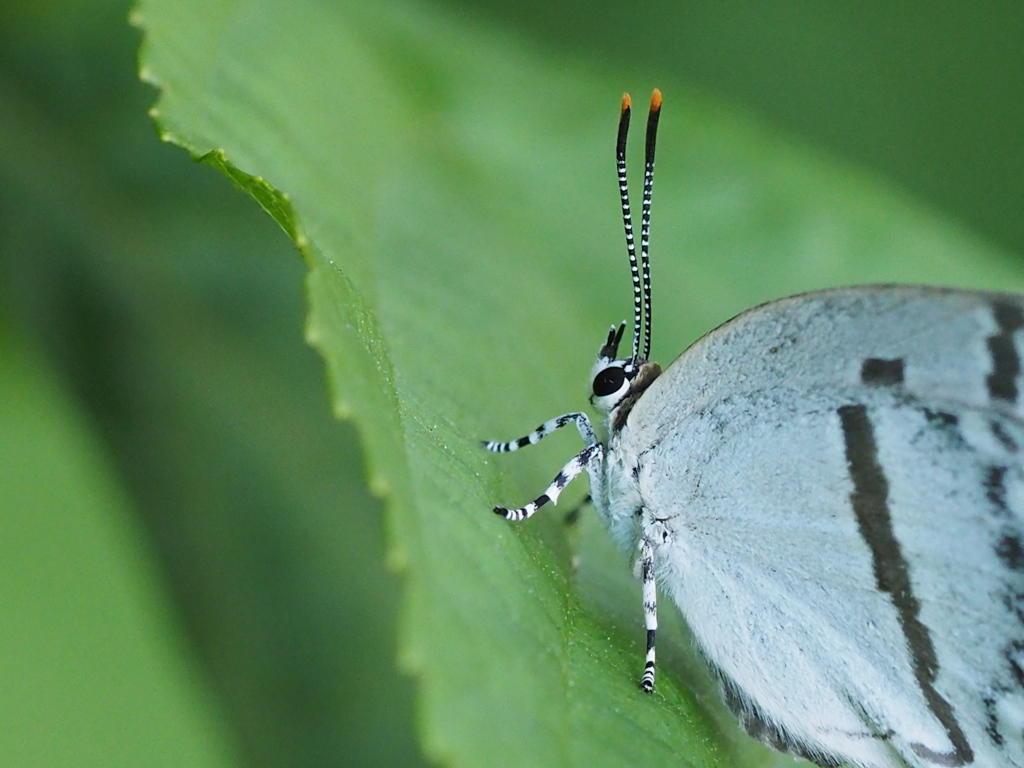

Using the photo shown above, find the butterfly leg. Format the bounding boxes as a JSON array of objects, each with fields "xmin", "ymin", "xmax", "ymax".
[
  {"xmin": 639, "ymin": 536, "xmax": 657, "ymax": 692},
  {"xmin": 493, "ymin": 443, "xmax": 603, "ymax": 521},
  {"xmin": 482, "ymin": 412, "xmax": 598, "ymax": 453}
]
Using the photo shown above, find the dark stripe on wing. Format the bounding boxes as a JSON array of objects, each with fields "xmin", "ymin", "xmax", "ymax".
[
  {"xmin": 983, "ymin": 695, "xmax": 1004, "ymax": 747},
  {"xmin": 861, "ymin": 358, "xmax": 905, "ymax": 386},
  {"xmin": 838, "ymin": 404, "xmax": 974, "ymax": 766},
  {"xmin": 987, "ymin": 301, "xmax": 1024, "ymax": 404},
  {"xmin": 997, "ymin": 535, "xmax": 1024, "ymax": 572},
  {"xmin": 990, "ymin": 420, "xmax": 1020, "ymax": 453},
  {"xmin": 986, "ymin": 466, "xmax": 1011, "ymax": 520}
]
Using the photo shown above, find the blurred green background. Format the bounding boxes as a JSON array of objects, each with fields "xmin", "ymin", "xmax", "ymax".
[{"xmin": 1, "ymin": 1, "xmax": 1021, "ymax": 767}]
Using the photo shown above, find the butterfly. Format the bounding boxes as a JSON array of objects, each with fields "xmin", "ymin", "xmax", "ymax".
[{"xmin": 484, "ymin": 89, "xmax": 1024, "ymax": 768}]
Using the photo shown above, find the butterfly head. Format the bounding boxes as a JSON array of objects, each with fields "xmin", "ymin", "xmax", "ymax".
[
  {"xmin": 590, "ymin": 322, "xmax": 637, "ymax": 413},
  {"xmin": 589, "ymin": 321, "xmax": 662, "ymax": 417}
]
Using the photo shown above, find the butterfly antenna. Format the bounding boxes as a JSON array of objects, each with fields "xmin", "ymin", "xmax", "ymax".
[
  {"xmin": 641, "ymin": 89, "xmax": 661, "ymax": 361},
  {"xmin": 617, "ymin": 93, "xmax": 642, "ymax": 367}
]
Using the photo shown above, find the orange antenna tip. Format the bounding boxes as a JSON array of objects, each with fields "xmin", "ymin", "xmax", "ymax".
[
  {"xmin": 650, "ymin": 89, "xmax": 662, "ymax": 111},
  {"xmin": 621, "ymin": 93, "xmax": 631, "ymax": 112}
]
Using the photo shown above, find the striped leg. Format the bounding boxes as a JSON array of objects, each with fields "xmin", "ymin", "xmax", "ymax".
[
  {"xmin": 482, "ymin": 412, "xmax": 597, "ymax": 453},
  {"xmin": 493, "ymin": 443, "xmax": 603, "ymax": 521},
  {"xmin": 639, "ymin": 536, "xmax": 657, "ymax": 693}
]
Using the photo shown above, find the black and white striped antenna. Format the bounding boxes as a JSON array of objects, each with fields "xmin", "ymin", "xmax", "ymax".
[
  {"xmin": 616, "ymin": 90, "xmax": 661, "ymax": 367},
  {"xmin": 641, "ymin": 89, "xmax": 661, "ymax": 361},
  {"xmin": 615, "ymin": 94, "xmax": 641, "ymax": 366}
]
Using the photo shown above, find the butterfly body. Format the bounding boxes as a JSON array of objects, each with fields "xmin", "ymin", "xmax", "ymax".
[
  {"xmin": 484, "ymin": 92, "xmax": 1024, "ymax": 768},
  {"xmin": 597, "ymin": 286, "xmax": 1024, "ymax": 767}
]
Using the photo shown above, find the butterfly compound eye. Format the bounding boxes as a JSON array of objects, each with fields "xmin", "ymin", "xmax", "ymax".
[{"xmin": 593, "ymin": 366, "xmax": 627, "ymax": 398}]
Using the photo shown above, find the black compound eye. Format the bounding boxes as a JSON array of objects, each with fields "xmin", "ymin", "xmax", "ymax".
[{"xmin": 593, "ymin": 366, "xmax": 627, "ymax": 397}]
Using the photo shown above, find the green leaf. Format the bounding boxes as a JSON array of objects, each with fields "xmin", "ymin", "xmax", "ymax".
[
  {"xmin": 0, "ymin": 325, "xmax": 238, "ymax": 768},
  {"xmin": 134, "ymin": 1, "xmax": 1024, "ymax": 767}
]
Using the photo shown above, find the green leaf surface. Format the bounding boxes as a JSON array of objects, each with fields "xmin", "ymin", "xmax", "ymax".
[
  {"xmin": 0, "ymin": 326, "xmax": 238, "ymax": 768},
  {"xmin": 135, "ymin": 1, "xmax": 1024, "ymax": 767}
]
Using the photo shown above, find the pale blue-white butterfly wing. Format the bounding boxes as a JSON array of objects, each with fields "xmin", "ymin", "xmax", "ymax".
[{"xmin": 614, "ymin": 286, "xmax": 1024, "ymax": 768}]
